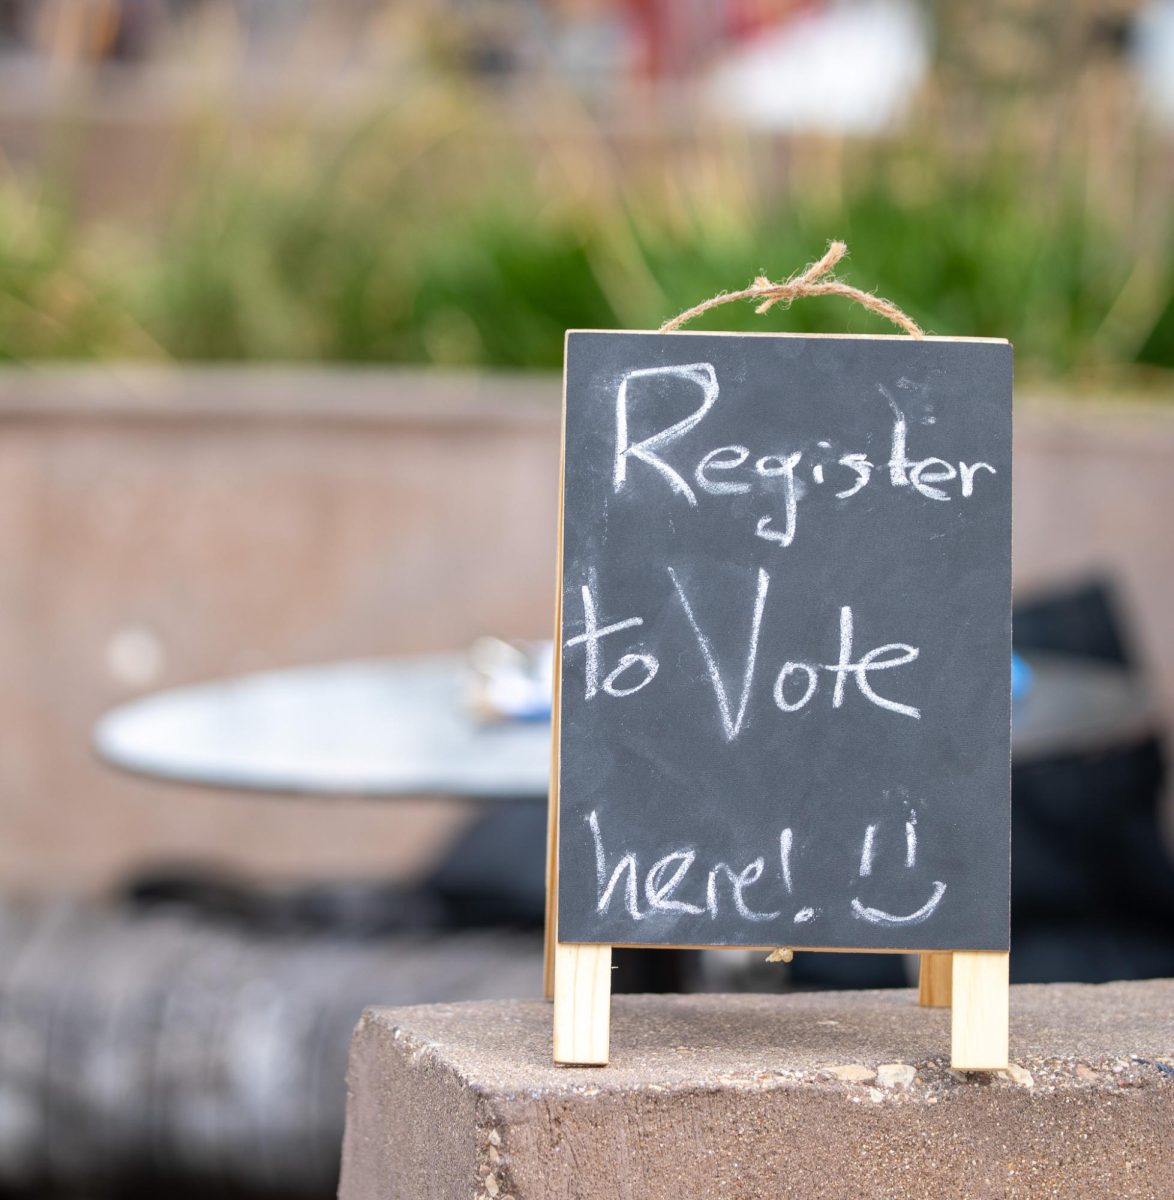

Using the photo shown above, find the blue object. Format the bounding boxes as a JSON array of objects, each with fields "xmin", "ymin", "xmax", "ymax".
[{"xmin": 1012, "ymin": 653, "xmax": 1033, "ymax": 700}]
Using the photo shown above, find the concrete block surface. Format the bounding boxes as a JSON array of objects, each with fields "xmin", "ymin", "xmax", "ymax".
[{"xmin": 340, "ymin": 980, "xmax": 1173, "ymax": 1200}]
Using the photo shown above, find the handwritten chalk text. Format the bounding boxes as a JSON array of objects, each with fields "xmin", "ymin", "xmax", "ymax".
[
  {"xmin": 613, "ymin": 362, "xmax": 996, "ymax": 549},
  {"xmin": 588, "ymin": 809, "xmax": 947, "ymax": 928},
  {"xmin": 565, "ymin": 568, "xmax": 921, "ymax": 737}
]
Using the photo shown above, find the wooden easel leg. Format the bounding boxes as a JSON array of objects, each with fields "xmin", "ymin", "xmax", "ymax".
[
  {"xmin": 918, "ymin": 952, "xmax": 953, "ymax": 1007},
  {"xmin": 545, "ymin": 381, "xmax": 568, "ymax": 1002},
  {"xmin": 950, "ymin": 951, "xmax": 1009, "ymax": 1070},
  {"xmin": 542, "ymin": 801, "xmax": 558, "ymax": 1000},
  {"xmin": 553, "ymin": 943, "xmax": 612, "ymax": 1065}
]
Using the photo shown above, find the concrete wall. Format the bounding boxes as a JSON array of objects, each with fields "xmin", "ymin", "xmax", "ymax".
[
  {"xmin": 1, "ymin": 367, "xmax": 1171, "ymax": 896},
  {"xmin": 341, "ymin": 985, "xmax": 1174, "ymax": 1200},
  {"xmin": 1011, "ymin": 399, "xmax": 1174, "ymax": 698},
  {"xmin": 0, "ymin": 367, "xmax": 561, "ymax": 895}
]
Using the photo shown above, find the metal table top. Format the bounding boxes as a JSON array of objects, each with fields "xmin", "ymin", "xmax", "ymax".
[
  {"xmin": 94, "ymin": 651, "xmax": 1160, "ymax": 798},
  {"xmin": 93, "ymin": 655, "xmax": 552, "ymax": 800}
]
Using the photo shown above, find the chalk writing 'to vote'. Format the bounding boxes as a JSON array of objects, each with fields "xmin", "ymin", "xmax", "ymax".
[{"xmin": 565, "ymin": 572, "xmax": 921, "ymax": 739}]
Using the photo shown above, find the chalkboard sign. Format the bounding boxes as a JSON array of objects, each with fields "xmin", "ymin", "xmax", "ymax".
[{"xmin": 556, "ymin": 331, "xmax": 1012, "ymax": 953}]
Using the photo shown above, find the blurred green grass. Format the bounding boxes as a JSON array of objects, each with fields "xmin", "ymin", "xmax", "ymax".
[{"xmin": 0, "ymin": 85, "xmax": 1170, "ymax": 386}]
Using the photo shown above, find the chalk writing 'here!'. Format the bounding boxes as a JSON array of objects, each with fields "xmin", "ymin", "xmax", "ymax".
[
  {"xmin": 613, "ymin": 362, "xmax": 997, "ymax": 549},
  {"xmin": 564, "ymin": 568, "xmax": 921, "ymax": 740},
  {"xmin": 588, "ymin": 809, "xmax": 948, "ymax": 928}
]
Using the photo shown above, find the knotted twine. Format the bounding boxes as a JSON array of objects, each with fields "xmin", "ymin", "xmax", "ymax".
[
  {"xmin": 659, "ymin": 241, "xmax": 923, "ymax": 338},
  {"xmin": 660, "ymin": 241, "xmax": 921, "ymax": 965}
]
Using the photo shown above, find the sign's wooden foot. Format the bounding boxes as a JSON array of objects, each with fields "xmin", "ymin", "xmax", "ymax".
[
  {"xmin": 553, "ymin": 943, "xmax": 612, "ymax": 1065},
  {"xmin": 542, "ymin": 903, "xmax": 557, "ymax": 1000},
  {"xmin": 950, "ymin": 950, "xmax": 1009, "ymax": 1070},
  {"xmin": 918, "ymin": 952, "xmax": 953, "ymax": 1007}
]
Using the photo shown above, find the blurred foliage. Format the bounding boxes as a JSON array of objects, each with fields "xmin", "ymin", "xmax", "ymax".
[{"xmin": 0, "ymin": 79, "xmax": 1170, "ymax": 386}]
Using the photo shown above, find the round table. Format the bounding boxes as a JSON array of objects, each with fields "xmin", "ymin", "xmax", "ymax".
[
  {"xmin": 93, "ymin": 654, "xmax": 552, "ymax": 800},
  {"xmin": 94, "ymin": 651, "xmax": 1159, "ymax": 796}
]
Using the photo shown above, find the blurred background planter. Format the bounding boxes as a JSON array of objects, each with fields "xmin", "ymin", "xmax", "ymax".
[{"xmin": 1, "ymin": 365, "xmax": 1172, "ymax": 900}]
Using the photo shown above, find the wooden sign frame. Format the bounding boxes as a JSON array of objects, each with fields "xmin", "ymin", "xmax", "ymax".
[{"xmin": 545, "ymin": 329, "xmax": 1010, "ymax": 1071}]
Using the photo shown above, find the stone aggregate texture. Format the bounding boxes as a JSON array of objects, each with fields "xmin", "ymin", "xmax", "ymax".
[{"xmin": 339, "ymin": 979, "xmax": 1173, "ymax": 1200}]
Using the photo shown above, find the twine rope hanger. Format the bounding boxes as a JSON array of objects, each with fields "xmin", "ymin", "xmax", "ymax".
[{"xmin": 659, "ymin": 240, "xmax": 924, "ymax": 338}]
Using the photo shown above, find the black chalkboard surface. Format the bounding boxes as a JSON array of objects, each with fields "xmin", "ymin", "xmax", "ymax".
[{"xmin": 556, "ymin": 331, "xmax": 1012, "ymax": 952}]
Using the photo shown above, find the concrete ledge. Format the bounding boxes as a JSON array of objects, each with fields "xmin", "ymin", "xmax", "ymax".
[{"xmin": 340, "ymin": 981, "xmax": 1173, "ymax": 1200}]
